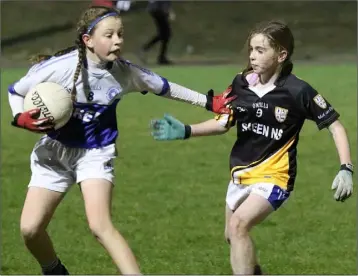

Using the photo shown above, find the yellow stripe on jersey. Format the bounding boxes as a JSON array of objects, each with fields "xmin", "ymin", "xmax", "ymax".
[
  {"xmin": 227, "ymin": 109, "xmax": 234, "ymax": 127},
  {"xmin": 230, "ymin": 135, "xmax": 297, "ymax": 189},
  {"xmin": 215, "ymin": 110, "xmax": 235, "ymax": 129}
]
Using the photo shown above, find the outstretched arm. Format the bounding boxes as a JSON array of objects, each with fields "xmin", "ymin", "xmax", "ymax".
[
  {"xmin": 151, "ymin": 114, "xmax": 229, "ymax": 141},
  {"xmin": 126, "ymin": 61, "xmax": 236, "ymax": 113},
  {"xmin": 328, "ymin": 120, "xmax": 354, "ymax": 202},
  {"xmin": 163, "ymin": 83, "xmax": 236, "ymax": 114},
  {"xmin": 190, "ymin": 118, "xmax": 229, "ymax": 137}
]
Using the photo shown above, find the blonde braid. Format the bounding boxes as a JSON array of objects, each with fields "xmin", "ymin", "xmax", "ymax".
[{"xmin": 71, "ymin": 38, "xmax": 86, "ymax": 102}]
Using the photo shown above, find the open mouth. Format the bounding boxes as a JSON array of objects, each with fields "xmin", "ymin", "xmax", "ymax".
[
  {"xmin": 109, "ymin": 49, "xmax": 121, "ymax": 56},
  {"xmin": 112, "ymin": 49, "xmax": 121, "ymax": 55}
]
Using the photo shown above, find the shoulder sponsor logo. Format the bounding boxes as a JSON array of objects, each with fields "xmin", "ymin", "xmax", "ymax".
[{"xmin": 313, "ymin": 94, "xmax": 327, "ymax": 109}]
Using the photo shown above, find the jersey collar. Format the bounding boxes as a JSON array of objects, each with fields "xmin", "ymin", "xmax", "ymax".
[
  {"xmin": 240, "ymin": 70, "xmax": 290, "ymax": 88},
  {"xmin": 84, "ymin": 57, "xmax": 114, "ymax": 74}
]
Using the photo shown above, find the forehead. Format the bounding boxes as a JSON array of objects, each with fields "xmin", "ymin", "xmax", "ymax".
[
  {"xmin": 250, "ymin": 33, "xmax": 271, "ymax": 48},
  {"xmin": 95, "ymin": 16, "xmax": 122, "ymax": 31}
]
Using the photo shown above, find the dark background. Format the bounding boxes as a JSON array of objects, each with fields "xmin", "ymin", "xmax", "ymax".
[{"xmin": 1, "ymin": 1, "xmax": 356, "ymax": 66}]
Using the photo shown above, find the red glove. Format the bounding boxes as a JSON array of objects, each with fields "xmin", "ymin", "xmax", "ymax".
[
  {"xmin": 205, "ymin": 85, "xmax": 237, "ymax": 114},
  {"xmin": 11, "ymin": 109, "xmax": 54, "ymax": 133}
]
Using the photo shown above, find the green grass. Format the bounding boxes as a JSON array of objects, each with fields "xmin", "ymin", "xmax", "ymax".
[{"xmin": 1, "ymin": 64, "xmax": 356, "ymax": 275}]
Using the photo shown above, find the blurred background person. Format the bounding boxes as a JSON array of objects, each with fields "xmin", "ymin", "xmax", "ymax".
[
  {"xmin": 139, "ymin": 0, "xmax": 175, "ymax": 65},
  {"xmin": 116, "ymin": 0, "xmax": 132, "ymax": 12}
]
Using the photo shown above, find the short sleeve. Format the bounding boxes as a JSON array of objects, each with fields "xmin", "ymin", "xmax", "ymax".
[
  {"xmin": 215, "ymin": 111, "xmax": 236, "ymax": 129},
  {"xmin": 296, "ymin": 83, "xmax": 340, "ymax": 130},
  {"xmin": 126, "ymin": 61, "xmax": 169, "ymax": 96}
]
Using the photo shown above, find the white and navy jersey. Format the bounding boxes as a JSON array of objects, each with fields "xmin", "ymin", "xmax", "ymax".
[{"xmin": 8, "ymin": 50, "xmax": 170, "ymax": 148}]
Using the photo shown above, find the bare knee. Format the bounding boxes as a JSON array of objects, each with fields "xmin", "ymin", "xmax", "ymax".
[
  {"xmin": 20, "ymin": 187, "xmax": 63, "ymax": 242},
  {"xmin": 228, "ymin": 215, "xmax": 251, "ymax": 239},
  {"xmin": 20, "ymin": 221, "xmax": 44, "ymax": 242},
  {"xmin": 87, "ymin": 218, "xmax": 114, "ymax": 240},
  {"xmin": 81, "ymin": 179, "xmax": 115, "ymax": 241}
]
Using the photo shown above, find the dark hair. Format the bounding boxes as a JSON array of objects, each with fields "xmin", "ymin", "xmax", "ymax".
[
  {"xmin": 243, "ymin": 20, "xmax": 295, "ymax": 76},
  {"xmin": 29, "ymin": 5, "xmax": 121, "ymax": 101}
]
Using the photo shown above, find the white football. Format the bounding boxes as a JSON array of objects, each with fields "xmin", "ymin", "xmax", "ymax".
[{"xmin": 24, "ymin": 82, "xmax": 73, "ymax": 130}]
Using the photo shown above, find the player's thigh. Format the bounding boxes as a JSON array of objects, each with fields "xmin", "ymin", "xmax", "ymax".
[
  {"xmin": 80, "ymin": 179, "xmax": 113, "ymax": 232},
  {"xmin": 76, "ymin": 144, "xmax": 116, "ymax": 229},
  {"xmin": 232, "ymin": 193, "xmax": 275, "ymax": 231},
  {"xmin": 21, "ymin": 138, "xmax": 74, "ymax": 235},
  {"xmin": 228, "ymin": 183, "xmax": 290, "ymax": 232},
  {"xmin": 250, "ymin": 183, "xmax": 290, "ymax": 211},
  {"xmin": 225, "ymin": 181, "xmax": 250, "ymax": 239},
  {"xmin": 21, "ymin": 187, "xmax": 65, "ymax": 236}
]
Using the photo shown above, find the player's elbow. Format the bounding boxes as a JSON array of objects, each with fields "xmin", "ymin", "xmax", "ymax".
[{"xmin": 328, "ymin": 120, "xmax": 349, "ymax": 141}]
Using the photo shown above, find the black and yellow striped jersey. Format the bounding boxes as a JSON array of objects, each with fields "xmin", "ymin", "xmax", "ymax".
[{"xmin": 216, "ymin": 72, "xmax": 339, "ymax": 191}]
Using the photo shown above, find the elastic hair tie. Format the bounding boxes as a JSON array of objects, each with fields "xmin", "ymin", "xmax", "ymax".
[{"xmin": 86, "ymin": 12, "xmax": 118, "ymax": 34}]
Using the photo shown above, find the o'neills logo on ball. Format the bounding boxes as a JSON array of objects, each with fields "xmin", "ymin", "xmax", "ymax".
[{"xmin": 31, "ymin": 91, "xmax": 55, "ymax": 121}]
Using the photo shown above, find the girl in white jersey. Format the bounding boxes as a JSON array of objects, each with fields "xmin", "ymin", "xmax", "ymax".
[{"xmin": 7, "ymin": 5, "xmax": 235, "ymax": 275}]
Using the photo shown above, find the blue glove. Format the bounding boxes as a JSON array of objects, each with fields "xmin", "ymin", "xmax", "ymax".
[{"xmin": 151, "ymin": 114, "xmax": 191, "ymax": 140}]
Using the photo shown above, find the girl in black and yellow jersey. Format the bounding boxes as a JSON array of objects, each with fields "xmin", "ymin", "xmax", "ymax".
[{"xmin": 150, "ymin": 20, "xmax": 354, "ymax": 275}]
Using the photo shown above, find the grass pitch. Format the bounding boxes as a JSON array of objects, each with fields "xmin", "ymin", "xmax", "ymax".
[{"xmin": 1, "ymin": 63, "xmax": 356, "ymax": 274}]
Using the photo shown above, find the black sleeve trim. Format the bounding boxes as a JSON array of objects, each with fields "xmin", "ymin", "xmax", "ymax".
[{"xmin": 317, "ymin": 112, "xmax": 340, "ymax": 130}]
